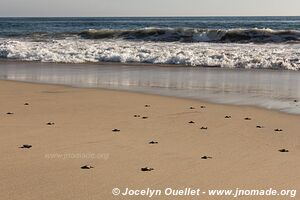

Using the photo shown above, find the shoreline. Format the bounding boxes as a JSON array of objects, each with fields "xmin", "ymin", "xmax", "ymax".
[
  {"xmin": 0, "ymin": 56, "xmax": 298, "ymax": 72},
  {"xmin": 0, "ymin": 60, "xmax": 299, "ymax": 115},
  {"xmin": 2, "ymin": 78, "xmax": 297, "ymax": 117},
  {"xmin": 0, "ymin": 59, "xmax": 281, "ymax": 71}
]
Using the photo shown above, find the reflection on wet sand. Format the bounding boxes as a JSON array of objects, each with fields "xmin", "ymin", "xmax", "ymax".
[{"xmin": 0, "ymin": 62, "xmax": 300, "ymax": 114}]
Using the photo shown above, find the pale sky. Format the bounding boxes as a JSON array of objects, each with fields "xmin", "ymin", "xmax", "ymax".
[{"xmin": 0, "ymin": 0, "xmax": 299, "ymax": 17}]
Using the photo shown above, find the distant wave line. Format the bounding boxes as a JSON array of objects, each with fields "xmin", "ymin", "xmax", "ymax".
[{"xmin": 1, "ymin": 28, "xmax": 300, "ymax": 44}]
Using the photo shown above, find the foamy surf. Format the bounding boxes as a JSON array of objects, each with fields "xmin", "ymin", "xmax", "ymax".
[{"xmin": 1, "ymin": 38, "xmax": 300, "ymax": 70}]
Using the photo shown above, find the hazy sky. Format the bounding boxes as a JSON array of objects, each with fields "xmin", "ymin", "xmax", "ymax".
[{"xmin": 0, "ymin": 0, "xmax": 299, "ymax": 17}]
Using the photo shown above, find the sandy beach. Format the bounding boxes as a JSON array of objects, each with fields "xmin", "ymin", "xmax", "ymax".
[{"xmin": 0, "ymin": 80, "xmax": 299, "ymax": 199}]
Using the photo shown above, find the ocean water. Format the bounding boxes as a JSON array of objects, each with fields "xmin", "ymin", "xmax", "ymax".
[{"xmin": 0, "ymin": 17, "xmax": 300, "ymax": 70}]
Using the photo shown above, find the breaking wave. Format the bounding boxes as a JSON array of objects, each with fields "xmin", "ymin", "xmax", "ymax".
[
  {"xmin": 1, "ymin": 38, "xmax": 300, "ymax": 70},
  {"xmin": 79, "ymin": 28, "xmax": 300, "ymax": 43},
  {"xmin": 3, "ymin": 28, "xmax": 300, "ymax": 44}
]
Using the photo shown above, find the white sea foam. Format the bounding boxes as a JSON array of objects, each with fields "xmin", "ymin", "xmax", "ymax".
[{"xmin": 0, "ymin": 38, "xmax": 300, "ymax": 70}]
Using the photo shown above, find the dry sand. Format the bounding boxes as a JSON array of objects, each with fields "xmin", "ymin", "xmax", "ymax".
[{"xmin": 0, "ymin": 80, "xmax": 299, "ymax": 200}]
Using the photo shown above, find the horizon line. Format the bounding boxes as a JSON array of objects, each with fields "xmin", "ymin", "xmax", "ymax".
[{"xmin": 0, "ymin": 15, "xmax": 300, "ymax": 18}]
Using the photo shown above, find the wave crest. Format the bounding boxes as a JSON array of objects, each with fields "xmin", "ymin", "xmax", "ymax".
[{"xmin": 79, "ymin": 28, "xmax": 300, "ymax": 43}]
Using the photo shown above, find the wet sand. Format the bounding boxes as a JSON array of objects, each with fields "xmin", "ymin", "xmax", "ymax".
[
  {"xmin": 0, "ymin": 61, "xmax": 300, "ymax": 114},
  {"xmin": 0, "ymin": 80, "xmax": 299, "ymax": 200}
]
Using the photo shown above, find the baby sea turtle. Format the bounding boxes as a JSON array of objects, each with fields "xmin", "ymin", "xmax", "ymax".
[
  {"xmin": 201, "ymin": 156, "xmax": 213, "ymax": 159},
  {"xmin": 6, "ymin": 112, "xmax": 14, "ymax": 115},
  {"xmin": 145, "ymin": 105, "xmax": 151, "ymax": 107},
  {"xmin": 244, "ymin": 117, "xmax": 252, "ymax": 120},
  {"xmin": 274, "ymin": 129, "xmax": 283, "ymax": 132},
  {"xmin": 112, "ymin": 129, "xmax": 120, "ymax": 132},
  {"xmin": 278, "ymin": 149, "xmax": 289, "ymax": 153},
  {"xmin": 20, "ymin": 144, "xmax": 32, "ymax": 149},
  {"xmin": 294, "ymin": 100, "xmax": 298, "ymax": 103},
  {"xmin": 141, "ymin": 167, "xmax": 154, "ymax": 171},
  {"xmin": 46, "ymin": 122, "xmax": 55, "ymax": 126},
  {"xmin": 200, "ymin": 127, "xmax": 208, "ymax": 130},
  {"xmin": 134, "ymin": 115, "xmax": 141, "ymax": 117},
  {"xmin": 225, "ymin": 116, "xmax": 231, "ymax": 119},
  {"xmin": 142, "ymin": 116, "xmax": 148, "ymax": 119},
  {"xmin": 189, "ymin": 121, "xmax": 195, "ymax": 124},
  {"xmin": 189, "ymin": 107, "xmax": 195, "ymax": 110},
  {"xmin": 24, "ymin": 103, "xmax": 29, "ymax": 106},
  {"xmin": 149, "ymin": 141, "xmax": 158, "ymax": 144},
  {"xmin": 81, "ymin": 165, "xmax": 94, "ymax": 169},
  {"xmin": 256, "ymin": 125, "xmax": 264, "ymax": 128},
  {"xmin": 200, "ymin": 106, "xmax": 206, "ymax": 108}
]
